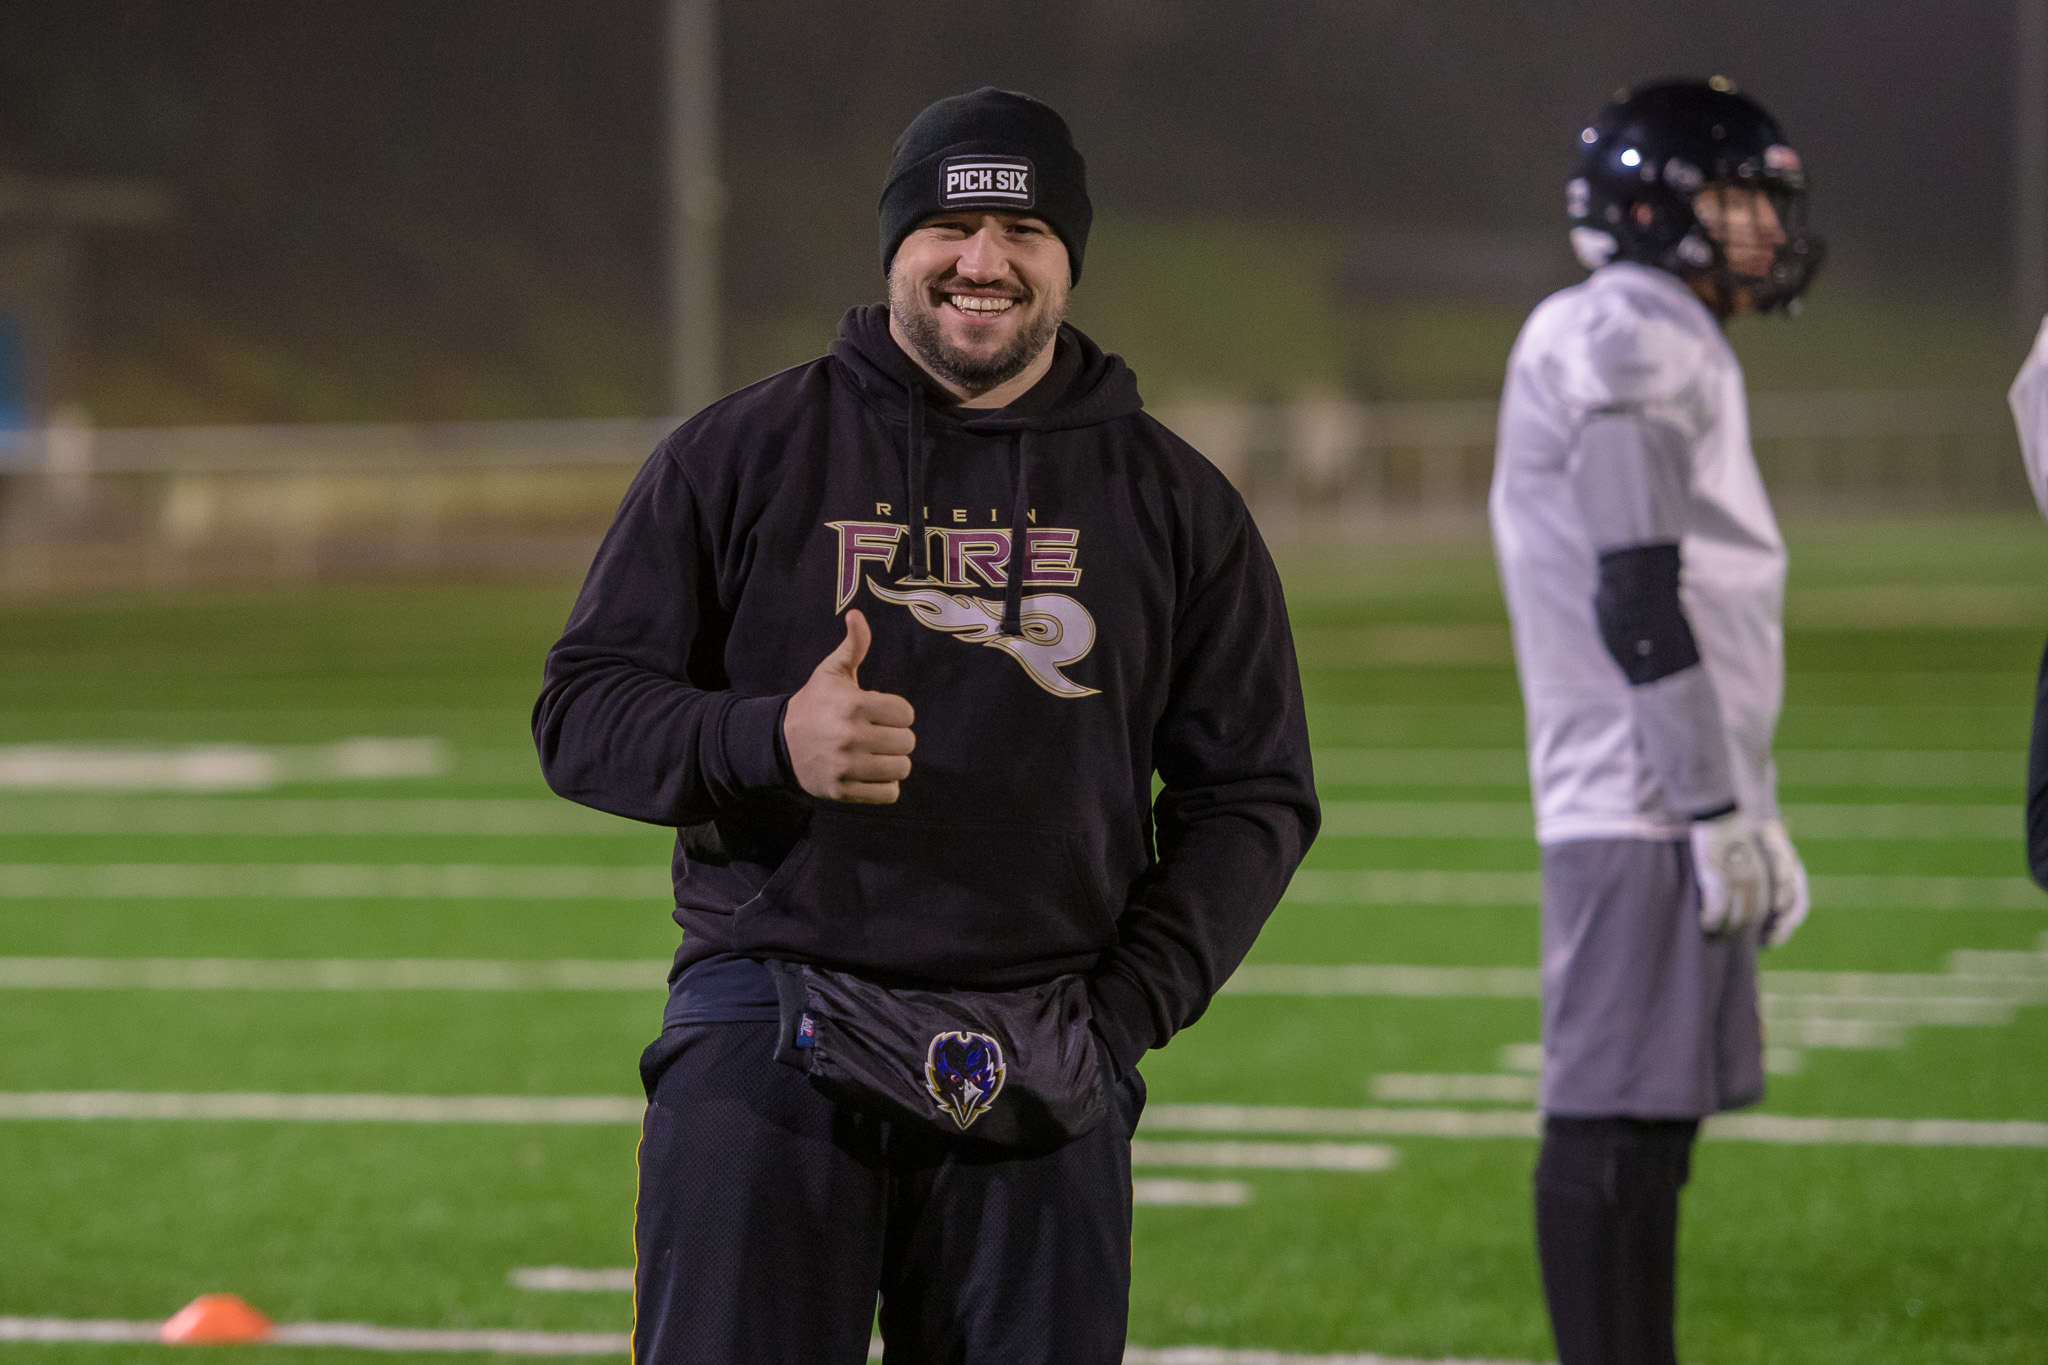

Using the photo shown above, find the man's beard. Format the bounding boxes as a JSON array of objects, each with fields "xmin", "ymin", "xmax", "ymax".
[{"xmin": 888, "ymin": 273, "xmax": 1065, "ymax": 397}]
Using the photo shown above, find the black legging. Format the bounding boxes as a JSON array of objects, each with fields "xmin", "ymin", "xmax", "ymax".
[
  {"xmin": 1534, "ymin": 1115, "xmax": 1700, "ymax": 1365},
  {"xmin": 2028, "ymin": 635, "xmax": 2048, "ymax": 891}
]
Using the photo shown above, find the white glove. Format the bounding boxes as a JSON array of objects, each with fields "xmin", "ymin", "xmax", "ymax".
[
  {"xmin": 1756, "ymin": 818, "xmax": 1810, "ymax": 948},
  {"xmin": 1691, "ymin": 810, "xmax": 1768, "ymax": 936}
]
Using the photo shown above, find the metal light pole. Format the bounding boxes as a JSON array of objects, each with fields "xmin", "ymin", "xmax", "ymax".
[
  {"xmin": 2019, "ymin": 0, "xmax": 2048, "ymax": 334},
  {"xmin": 667, "ymin": 0, "xmax": 723, "ymax": 418}
]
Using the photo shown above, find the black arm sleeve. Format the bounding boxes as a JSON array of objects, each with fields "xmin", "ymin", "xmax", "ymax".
[
  {"xmin": 2028, "ymin": 634, "xmax": 2048, "ymax": 891},
  {"xmin": 1594, "ymin": 543, "xmax": 1704, "ymax": 684},
  {"xmin": 1086, "ymin": 507, "xmax": 1320, "ymax": 1073},
  {"xmin": 532, "ymin": 444, "xmax": 792, "ymax": 827}
]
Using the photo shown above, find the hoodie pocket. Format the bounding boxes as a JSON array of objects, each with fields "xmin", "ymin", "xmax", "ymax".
[{"xmin": 731, "ymin": 804, "xmax": 1116, "ymax": 981}]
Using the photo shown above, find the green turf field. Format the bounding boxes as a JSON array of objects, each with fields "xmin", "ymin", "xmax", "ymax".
[{"xmin": 2, "ymin": 512, "xmax": 2045, "ymax": 1363}]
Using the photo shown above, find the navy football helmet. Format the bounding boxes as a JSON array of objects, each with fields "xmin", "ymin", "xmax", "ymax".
[{"xmin": 1568, "ymin": 78, "xmax": 1824, "ymax": 314}]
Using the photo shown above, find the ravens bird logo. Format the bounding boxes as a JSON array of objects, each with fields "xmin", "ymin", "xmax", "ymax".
[{"xmin": 924, "ymin": 1030, "xmax": 1006, "ymax": 1130}]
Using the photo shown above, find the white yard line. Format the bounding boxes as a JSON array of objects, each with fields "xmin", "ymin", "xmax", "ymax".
[
  {"xmin": 0, "ymin": 958, "xmax": 668, "ymax": 990},
  {"xmin": 0, "ymin": 1319, "xmax": 166, "ymax": 1344},
  {"xmin": 24, "ymin": 1319, "xmax": 624, "ymax": 1354},
  {"xmin": 1225, "ymin": 964, "xmax": 1540, "ymax": 995},
  {"xmin": 1283, "ymin": 870, "xmax": 1543, "ymax": 905},
  {"xmin": 6, "ymin": 957, "xmax": 2041, "ymax": 1019},
  {"xmin": 0, "ymin": 740, "xmax": 445, "ymax": 791},
  {"xmin": 276, "ymin": 1324, "xmax": 626, "ymax": 1354},
  {"xmin": 0, "ymin": 1318, "xmax": 1526, "ymax": 1363},
  {"xmin": 510, "ymin": 1268, "xmax": 634, "ymax": 1292},
  {"xmin": 1282, "ymin": 868, "xmax": 2045, "ymax": 910},
  {"xmin": 0, "ymin": 1319, "xmax": 623, "ymax": 1353},
  {"xmin": 1131, "ymin": 1141, "xmax": 1397, "ymax": 1172},
  {"xmin": 1139, "ymin": 1105, "xmax": 2048, "ymax": 1148},
  {"xmin": 1314, "ymin": 800, "xmax": 2022, "ymax": 840},
  {"xmin": 0, "ymin": 864, "xmax": 665, "ymax": 899},
  {"xmin": 0, "ymin": 1092, "xmax": 646, "ymax": 1123},
  {"xmin": 1133, "ymin": 1179, "xmax": 1253, "ymax": 1206},
  {"xmin": 0, "ymin": 863, "xmax": 2032, "ymax": 908},
  {"xmin": 1224, "ymin": 962, "xmax": 2047, "ymax": 1004},
  {"xmin": 1, "ymin": 1091, "xmax": 2040, "ymax": 1148},
  {"xmin": 1310, "ymin": 748, "xmax": 2021, "ymax": 789},
  {"xmin": 1798, "ymin": 875, "xmax": 2047, "ymax": 910},
  {"xmin": 0, "ymin": 797, "xmax": 651, "ymax": 837},
  {"xmin": 1371, "ymin": 1075, "xmax": 1540, "ymax": 1104}
]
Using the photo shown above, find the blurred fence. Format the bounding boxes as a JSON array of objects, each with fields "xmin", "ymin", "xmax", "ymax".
[
  {"xmin": 0, "ymin": 390, "xmax": 2025, "ymax": 595},
  {"xmin": 1159, "ymin": 389, "xmax": 2027, "ymax": 519}
]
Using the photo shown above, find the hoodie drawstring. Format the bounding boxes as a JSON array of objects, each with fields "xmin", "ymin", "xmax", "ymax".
[
  {"xmin": 905, "ymin": 385, "xmax": 930, "ymax": 580},
  {"xmin": 1002, "ymin": 431, "xmax": 1032, "ymax": 637},
  {"xmin": 900, "ymin": 382, "xmax": 1030, "ymax": 636}
]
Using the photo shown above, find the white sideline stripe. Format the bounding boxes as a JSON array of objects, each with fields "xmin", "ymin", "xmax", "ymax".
[
  {"xmin": 1131, "ymin": 1141, "xmax": 1397, "ymax": 1172},
  {"xmin": 0, "ymin": 864, "xmax": 666, "ymax": 900},
  {"xmin": 1282, "ymin": 869, "xmax": 2046, "ymax": 910},
  {"xmin": 0, "ymin": 1319, "xmax": 162, "ymax": 1343},
  {"xmin": 1312, "ymin": 747, "xmax": 2021, "ymax": 790},
  {"xmin": 0, "ymin": 739, "xmax": 446, "ymax": 791},
  {"xmin": 511, "ymin": 1267, "xmax": 634, "ymax": 1292},
  {"xmin": 3, "ymin": 1092, "xmax": 2041, "ymax": 1148},
  {"xmin": 1140, "ymin": 1105, "xmax": 2048, "ymax": 1148},
  {"xmin": 0, "ymin": 1318, "xmax": 625, "ymax": 1353},
  {"xmin": 0, "ymin": 1319, "xmax": 1525, "ymax": 1365},
  {"xmin": 0, "ymin": 1092, "xmax": 645, "ymax": 1123},
  {"xmin": 1315, "ymin": 800, "xmax": 2023, "ymax": 840},
  {"xmin": 0, "ymin": 957, "xmax": 668, "ymax": 991},
  {"xmin": 1133, "ymin": 1178, "xmax": 1253, "ymax": 1206},
  {"xmin": 278, "ymin": 1324, "xmax": 626, "ymax": 1354},
  {"xmin": 0, "ymin": 797, "xmax": 653, "ymax": 837}
]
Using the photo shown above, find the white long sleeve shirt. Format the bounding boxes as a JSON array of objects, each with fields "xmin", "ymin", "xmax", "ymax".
[
  {"xmin": 1490, "ymin": 262, "xmax": 1787, "ymax": 844},
  {"xmin": 2011, "ymin": 315, "xmax": 2048, "ymax": 520}
]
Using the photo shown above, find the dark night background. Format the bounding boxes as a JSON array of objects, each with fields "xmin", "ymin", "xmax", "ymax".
[{"xmin": 0, "ymin": 0, "xmax": 2029, "ymax": 422}]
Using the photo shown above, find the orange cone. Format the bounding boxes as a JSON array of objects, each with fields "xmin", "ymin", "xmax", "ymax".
[{"xmin": 159, "ymin": 1293, "xmax": 275, "ymax": 1345}]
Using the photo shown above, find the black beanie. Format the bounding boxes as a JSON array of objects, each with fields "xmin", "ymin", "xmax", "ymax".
[{"xmin": 879, "ymin": 87, "xmax": 1091, "ymax": 283}]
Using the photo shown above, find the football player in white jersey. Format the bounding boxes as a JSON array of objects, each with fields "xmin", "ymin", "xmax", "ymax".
[
  {"xmin": 1489, "ymin": 78, "xmax": 1822, "ymax": 1365},
  {"xmin": 2009, "ymin": 319, "xmax": 2048, "ymax": 887}
]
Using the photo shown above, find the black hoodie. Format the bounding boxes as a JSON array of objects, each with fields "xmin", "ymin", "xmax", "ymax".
[{"xmin": 534, "ymin": 305, "xmax": 1318, "ymax": 1071}]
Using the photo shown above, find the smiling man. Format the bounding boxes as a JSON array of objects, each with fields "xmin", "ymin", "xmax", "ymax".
[{"xmin": 534, "ymin": 88, "xmax": 1317, "ymax": 1364}]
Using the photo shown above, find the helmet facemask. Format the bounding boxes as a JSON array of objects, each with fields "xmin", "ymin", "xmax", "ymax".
[
  {"xmin": 1567, "ymin": 79, "xmax": 1824, "ymax": 317},
  {"xmin": 1688, "ymin": 179, "xmax": 1825, "ymax": 318}
]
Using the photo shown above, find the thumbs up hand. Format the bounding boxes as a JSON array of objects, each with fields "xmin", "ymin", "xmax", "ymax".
[{"xmin": 782, "ymin": 610, "xmax": 917, "ymax": 803}]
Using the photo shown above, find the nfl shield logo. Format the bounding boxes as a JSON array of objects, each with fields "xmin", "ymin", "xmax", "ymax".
[{"xmin": 924, "ymin": 1030, "xmax": 1006, "ymax": 1130}]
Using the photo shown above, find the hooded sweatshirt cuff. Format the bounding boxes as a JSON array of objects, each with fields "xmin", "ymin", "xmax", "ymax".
[
  {"xmin": 1086, "ymin": 973, "xmax": 1156, "ymax": 1075},
  {"xmin": 722, "ymin": 693, "xmax": 796, "ymax": 794}
]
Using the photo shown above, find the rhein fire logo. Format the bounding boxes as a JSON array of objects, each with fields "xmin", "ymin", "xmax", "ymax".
[
  {"xmin": 925, "ymin": 1030, "xmax": 1006, "ymax": 1130},
  {"xmin": 829, "ymin": 517, "xmax": 1100, "ymax": 697}
]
